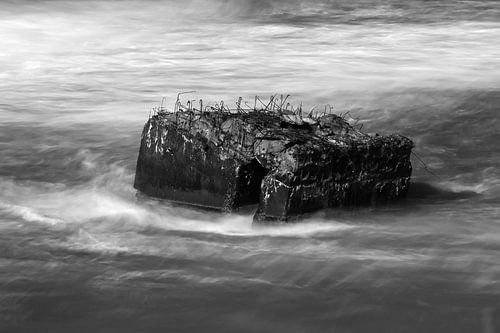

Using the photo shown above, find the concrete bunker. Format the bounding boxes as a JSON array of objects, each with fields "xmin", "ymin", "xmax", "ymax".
[{"xmin": 134, "ymin": 97, "xmax": 414, "ymax": 223}]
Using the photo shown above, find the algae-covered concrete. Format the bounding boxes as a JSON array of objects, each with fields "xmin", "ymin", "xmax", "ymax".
[{"xmin": 134, "ymin": 108, "xmax": 413, "ymax": 222}]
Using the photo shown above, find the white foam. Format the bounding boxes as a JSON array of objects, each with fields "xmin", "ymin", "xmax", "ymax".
[
  {"xmin": 0, "ymin": 169, "xmax": 355, "ymax": 239},
  {"xmin": 0, "ymin": 201, "xmax": 61, "ymax": 225}
]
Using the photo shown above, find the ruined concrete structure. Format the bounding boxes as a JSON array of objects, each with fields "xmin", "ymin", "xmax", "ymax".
[{"xmin": 134, "ymin": 101, "xmax": 413, "ymax": 223}]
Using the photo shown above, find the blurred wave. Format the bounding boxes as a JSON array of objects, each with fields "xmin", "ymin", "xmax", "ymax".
[
  {"xmin": 1, "ymin": 0, "xmax": 500, "ymax": 118},
  {"xmin": 3, "ymin": 0, "xmax": 500, "ymax": 23}
]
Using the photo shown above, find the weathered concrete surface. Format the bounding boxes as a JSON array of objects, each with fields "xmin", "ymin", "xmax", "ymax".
[{"xmin": 134, "ymin": 109, "xmax": 413, "ymax": 222}]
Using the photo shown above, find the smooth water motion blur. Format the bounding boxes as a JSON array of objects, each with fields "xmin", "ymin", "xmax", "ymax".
[{"xmin": 1, "ymin": 1, "xmax": 500, "ymax": 332}]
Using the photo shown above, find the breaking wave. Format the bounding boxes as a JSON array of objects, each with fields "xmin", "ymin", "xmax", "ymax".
[{"xmin": 0, "ymin": 148, "xmax": 498, "ymax": 267}]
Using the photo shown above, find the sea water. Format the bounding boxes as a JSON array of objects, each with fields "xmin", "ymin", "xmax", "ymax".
[{"xmin": 1, "ymin": 1, "xmax": 500, "ymax": 332}]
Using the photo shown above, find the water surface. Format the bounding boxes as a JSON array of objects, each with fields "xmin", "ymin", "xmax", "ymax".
[{"xmin": 1, "ymin": 1, "xmax": 500, "ymax": 332}]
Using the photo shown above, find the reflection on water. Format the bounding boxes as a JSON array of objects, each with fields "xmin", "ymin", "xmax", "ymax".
[{"xmin": 1, "ymin": 0, "xmax": 500, "ymax": 332}]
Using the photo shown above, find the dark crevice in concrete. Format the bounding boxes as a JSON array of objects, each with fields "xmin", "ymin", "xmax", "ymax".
[{"xmin": 233, "ymin": 158, "xmax": 269, "ymax": 209}]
